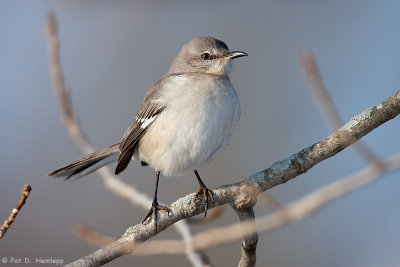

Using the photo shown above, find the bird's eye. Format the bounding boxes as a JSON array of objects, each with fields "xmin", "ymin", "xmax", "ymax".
[{"xmin": 201, "ymin": 53, "xmax": 211, "ymax": 60}]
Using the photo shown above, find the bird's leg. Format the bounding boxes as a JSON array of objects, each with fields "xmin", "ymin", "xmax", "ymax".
[
  {"xmin": 142, "ymin": 171, "xmax": 170, "ymax": 234},
  {"xmin": 194, "ymin": 170, "xmax": 215, "ymax": 217}
]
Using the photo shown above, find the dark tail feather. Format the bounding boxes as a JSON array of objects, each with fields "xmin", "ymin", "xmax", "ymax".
[
  {"xmin": 48, "ymin": 144, "xmax": 120, "ymax": 180},
  {"xmin": 115, "ymin": 148, "xmax": 134, "ymax": 175}
]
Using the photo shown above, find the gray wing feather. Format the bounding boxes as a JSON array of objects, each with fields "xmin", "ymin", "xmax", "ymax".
[{"xmin": 115, "ymin": 81, "xmax": 166, "ymax": 174}]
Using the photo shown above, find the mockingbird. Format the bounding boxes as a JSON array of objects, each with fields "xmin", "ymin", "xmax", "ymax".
[{"xmin": 49, "ymin": 36, "xmax": 247, "ymax": 232}]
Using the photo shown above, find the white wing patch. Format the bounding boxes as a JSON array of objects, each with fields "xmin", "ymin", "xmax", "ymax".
[
  {"xmin": 134, "ymin": 99, "xmax": 165, "ymax": 129},
  {"xmin": 138, "ymin": 116, "xmax": 157, "ymax": 129}
]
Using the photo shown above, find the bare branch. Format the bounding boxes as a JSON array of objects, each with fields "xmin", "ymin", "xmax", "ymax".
[
  {"xmin": 235, "ymin": 208, "xmax": 257, "ymax": 267},
  {"xmin": 46, "ymin": 11, "xmax": 91, "ymax": 154},
  {"xmin": 105, "ymin": 151, "xmax": 400, "ymax": 257},
  {"xmin": 0, "ymin": 184, "xmax": 32, "ymax": 239},
  {"xmin": 298, "ymin": 50, "xmax": 380, "ymax": 164},
  {"xmin": 45, "ymin": 11, "xmax": 206, "ymax": 267},
  {"xmin": 66, "ymin": 91, "xmax": 400, "ymax": 266}
]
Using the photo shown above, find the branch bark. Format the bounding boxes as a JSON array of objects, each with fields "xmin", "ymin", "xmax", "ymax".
[
  {"xmin": 122, "ymin": 151, "xmax": 400, "ymax": 257},
  {"xmin": 66, "ymin": 90, "xmax": 400, "ymax": 266},
  {"xmin": 0, "ymin": 184, "xmax": 32, "ymax": 239},
  {"xmin": 235, "ymin": 207, "xmax": 257, "ymax": 267}
]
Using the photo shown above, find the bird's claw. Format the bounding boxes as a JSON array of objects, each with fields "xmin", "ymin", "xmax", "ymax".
[
  {"xmin": 195, "ymin": 185, "xmax": 215, "ymax": 217},
  {"xmin": 142, "ymin": 199, "xmax": 170, "ymax": 234}
]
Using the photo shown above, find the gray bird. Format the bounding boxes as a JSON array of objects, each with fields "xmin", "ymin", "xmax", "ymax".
[{"xmin": 48, "ymin": 36, "xmax": 247, "ymax": 232}]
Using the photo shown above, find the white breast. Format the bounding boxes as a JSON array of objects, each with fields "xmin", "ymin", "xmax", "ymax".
[{"xmin": 137, "ymin": 74, "xmax": 240, "ymax": 177}]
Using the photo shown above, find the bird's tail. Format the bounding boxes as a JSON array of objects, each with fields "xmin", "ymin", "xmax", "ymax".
[{"xmin": 48, "ymin": 143, "xmax": 120, "ymax": 180}]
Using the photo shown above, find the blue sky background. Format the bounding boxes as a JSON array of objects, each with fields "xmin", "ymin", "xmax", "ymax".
[{"xmin": 1, "ymin": 1, "xmax": 400, "ymax": 266}]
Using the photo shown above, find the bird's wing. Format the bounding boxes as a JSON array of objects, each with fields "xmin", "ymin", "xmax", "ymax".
[{"xmin": 115, "ymin": 82, "xmax": 166, "ymax": 174}]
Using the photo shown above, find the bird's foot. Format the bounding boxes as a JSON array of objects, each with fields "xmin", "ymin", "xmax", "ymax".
[
  {"xmin": 195, "ymin": 184, "xmax": 215, "ymax": 217},
  {"xmin": 142, "ymin": 199, "xmax": 170, "ymax": 234}
]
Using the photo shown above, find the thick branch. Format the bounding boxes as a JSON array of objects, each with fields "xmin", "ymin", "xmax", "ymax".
[
  {"xmin": 67, "ymin": 91, "xmax": 400, "ymax": 266},
  {"xmin": 0, "ymin": 184, "xmax": 32, "ymax": 239},
  {"xmin": 127, "ymin": 152, "xmax": 400, "ymax": 256}
]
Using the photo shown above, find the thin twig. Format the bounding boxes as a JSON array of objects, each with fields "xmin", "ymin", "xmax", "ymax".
[
  {"xmin": 72, "ymin": 224, "xmax": 116, "ymax": 247},
  {"xmin": 45, "ymin": 11, "xmax": 205, "ymax": 267},
  {"xmin": 298, "ymin": 50, "xmax": 380, "ymax": 164},
  {"xmin": 256, "ymin": 192, "xmax": 283, "ymax": 211},
  {"xmin": 73, "ymin": 223, "xmax": 213, "ymax": 266},
  {"xmin": 46, "ymin": 11, "xmax": 91, "ymax": 154},
  {"xmin": 66, "ymin": 90, "xmax": 400, "ymax": 266},
  {"xmin": 0, "ymin": 184, "xmax": 32, "ymax": 239}
]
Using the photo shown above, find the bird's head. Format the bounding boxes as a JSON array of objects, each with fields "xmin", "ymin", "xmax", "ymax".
[{"xmin": 167, "ymin": 36, "xmax": 247, "ymax": 77}]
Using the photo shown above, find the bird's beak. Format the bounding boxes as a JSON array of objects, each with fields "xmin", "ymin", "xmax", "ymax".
[{"xmin": 227, "ymin": 51, "xmax": 248, "ymax": 59}]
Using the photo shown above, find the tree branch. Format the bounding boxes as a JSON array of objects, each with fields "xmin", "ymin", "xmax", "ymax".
[
  {"xmin": 0, "ymin": 184, "xmax": 32, "ymax": 239},
  {"xmin": 122, "ymin": 151, "xmax": 400, "ymax": 257},
  {"xmin": 235, "ymin": 207, "xmax": 257, "ymax": 267},
  {"xmin": 46, "ymin": 11, "xmax": 91, "ymax": 154},
  {"xmin": 66, "ymin": 90, "xmax": 400, "ymax": 266}
]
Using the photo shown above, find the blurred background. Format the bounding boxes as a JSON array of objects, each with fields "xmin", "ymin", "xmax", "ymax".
[{"xmin": 1, "ymin": 1, "xmax": 400, "ymax": 266}]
